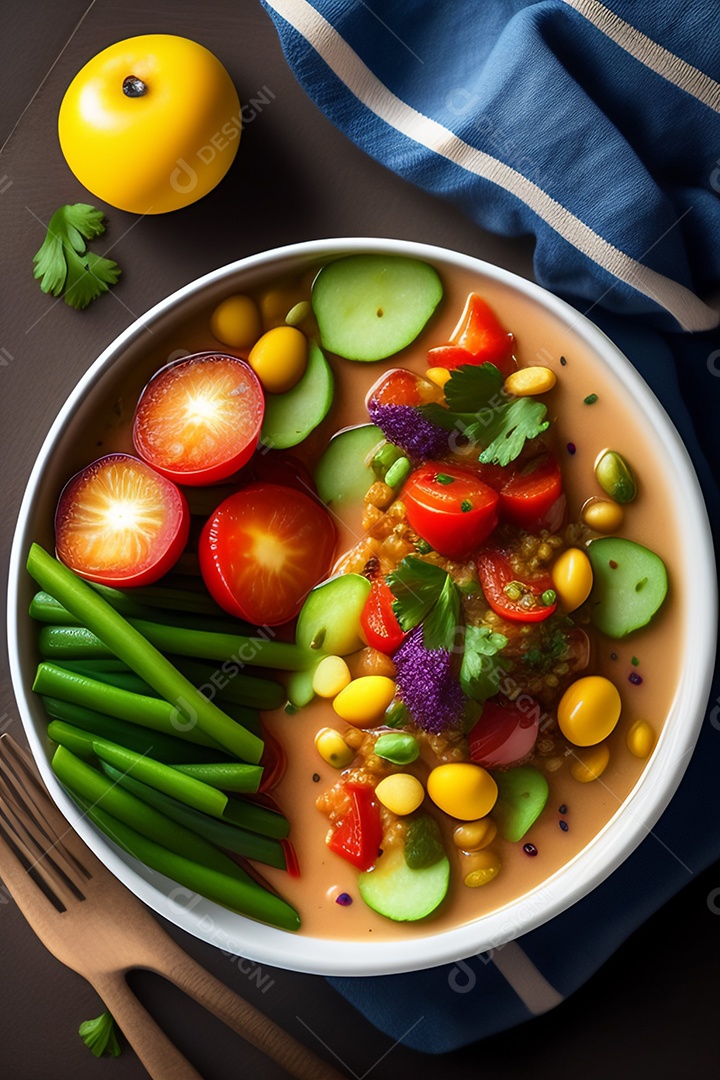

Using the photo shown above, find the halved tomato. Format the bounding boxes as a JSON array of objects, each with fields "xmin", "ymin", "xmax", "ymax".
[
  {"xmin": 498, "ymin": 454, "xmax": 564, "ymax": 532},
  {"xmin": 199, "ymin": 482, "xmax": 336, "ymax": 625},
  {"xmin": 55, "ymin": 453, "xmax": 189, "ymax": 587},
  {"xmin": 402, "ymin": 463, "xmax": 499, "ymax": 560},
  {"xmin": 133, "ymin": 352, "xmax": 264, "ymax": 486},
  {"xmin": 427, "ymin": 294, "xmax": 516, "ymax": 377},
  {"xmin": 360, "ymin": 580, "xmax": 407, "ymax": 654},
  {"xmin": 476, "ymin": 549, "xmax": 557, "ymax": 623}
]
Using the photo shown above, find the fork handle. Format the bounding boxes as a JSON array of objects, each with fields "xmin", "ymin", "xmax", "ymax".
[
  {"xmin": 93, "ymin": 971, "xmax": 205, "ymax": 1080},
  {"xmin": 147, "ymin": 940, "xmax": 347, "ymax": 1080}
]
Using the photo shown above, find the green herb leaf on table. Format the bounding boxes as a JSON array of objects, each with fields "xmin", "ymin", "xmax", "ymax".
[
  {"xmin": 459, "ymin": 625, "xmax": 509, "ymax": 703},
  {"xmin": 387, "ymin": 556, "xmax": 462, "ymax": 650},
  {"xmin": 418, "ymin": 363, "xmax": 549, "ymax": 466},
  {"xmin": 32, "ymin": 204, "xmax": 122, "ymax": 310},
  {"xmin": 78, "ymin": 1010, "xmax": 122, "ymax": 1058}
]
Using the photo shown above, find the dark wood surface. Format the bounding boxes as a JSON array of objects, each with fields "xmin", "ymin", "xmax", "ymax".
[{"xmin": 1, "ymin": 3, "xmax": 718, "ymax": 1077}]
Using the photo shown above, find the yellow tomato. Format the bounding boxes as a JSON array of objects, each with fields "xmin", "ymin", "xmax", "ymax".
[{"xmin": 58, "ymin": 35, "xmax": 241, "ymax": 214}]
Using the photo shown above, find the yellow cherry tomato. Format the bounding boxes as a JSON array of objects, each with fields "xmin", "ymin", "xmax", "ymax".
[
  {"xmin": 557, "ymin": 675, "xmax": 621, "ymax": 746},
  {"xmin": 58, "ymin": 35, "xmax": 241, "ymax": 214},
  {"xmin": 248, "ymin": 326, "xmax": 308, "ymax": 394},
  {"xmin": 551, "ymin": 547, "xmax": 594, "ymax": 612},
  {"xmin": 211, "ymin": 295, "xmax": 262, "ymax": 350}
]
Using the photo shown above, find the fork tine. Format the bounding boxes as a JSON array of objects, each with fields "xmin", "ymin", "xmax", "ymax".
[
  {"xmin": 0, "ymin": 736, "xmax": 92, "ymax": 878},
  {"xmin": 0, "ymin": 785, "xmax": 86, "ymax": 908}
]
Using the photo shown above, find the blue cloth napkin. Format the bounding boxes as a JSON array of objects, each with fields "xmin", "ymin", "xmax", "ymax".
[{"xmin": 260, "ymin": 0, "xmax": 720, "ymax": 1051}]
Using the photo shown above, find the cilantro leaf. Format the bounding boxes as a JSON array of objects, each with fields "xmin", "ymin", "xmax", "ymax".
[
  {"xmin": 418, "ymin": 363, "xmax": 548, "ymax": 466},
  {"xmin": 78, "ymin": 1011, "xmax": 122, "ymax": 1058},
  {"xmin": 477, "ymin": 398, "xmax": 549, "ymax": 467},
  {"xmin": 459, "ymin": 625, "xmax": 509, "ymax": 703},
  {"xmin": 32, "ymin": 204, "xmax": 121, "ymax": 310},
  {"xmin": 423, "ymin": 573, "xmax": 461, "ymax": 651},
  {"xmin": 387, "ymin": 556, "xmax": 463, "ymax": 649}
]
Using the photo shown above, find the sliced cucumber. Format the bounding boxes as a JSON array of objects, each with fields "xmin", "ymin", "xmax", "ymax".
[
  {"xmin": 312, "ymin": 254, "xmax": 443, "ymax": 362},
  {"xmin": 296, "ymin": 574, "xmax": 372, "ymax": 656},
  {"xmin": 492, "ymin": 765, "xmax": 549, "ymax": 842},
  {"xmin": 314, "ymin": 424, "xmax": 383, "ymax": 506},
  {"xmin": 358, "ymin": 846, "xmax": 450, "ymax": 921},
  {"xmin": 587, "ymin": 537, "xmax": 668, "ymax": 639},
  {"xmin": 260, "ymin": 341, "xmax": 333, "ymax": 449}
]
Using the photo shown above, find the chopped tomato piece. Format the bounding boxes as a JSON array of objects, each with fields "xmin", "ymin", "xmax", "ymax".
[
  {"xmin": 428, "ymin": 294, "xmax": 516, "ymax": 377},
  {"xmin": 403, "ymin": 463, "xmax": 499, "ymax": 560},
  {"xmin": 55, "ymin": 453, "xmax": 189, "ymax": 587},
  {"xmin": 365, "ymin": 367, "xmax": 438, "ymax": 410},
  {"xmin": 133, "ymin": 352, "xmax": 265, "ymax": 486},
  {"xmin": 198, "ymin": 482, "xmax": 336, "ymax": 625},
  {"xmin": 468, "ymin": 697, "xmax": 541, "ymax": 768},
  {"xmin": 498, "ymin": 454, "xmax": 564, "ymax": 532},
  {"xmin": 327, "ymin": 783, "xmax": 383, "ymax": 871},
  {"xmin": 477, "ymin": 549, "xmax": 557, "ymax": 623},
  {"xmin": 258, "ymin": 726, "xmax": 287, "ymax": 793},
  {"xmin": 360, "ymin": 580, "xmax": 407, "ymax": 654}
]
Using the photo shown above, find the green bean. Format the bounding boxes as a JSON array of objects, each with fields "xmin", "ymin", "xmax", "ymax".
[
  {"xmin": 34, "ymin": 664, "xmax": 225, "ymax": 750},
  {"xmin": 27, "ymin": 545, "xmax": 263, "ymax": 763},
  {"xmin": 51, "ymin": 746, "xmax": 251, "ymax": 882},
  {"xmin": 101, "ymin": 764, "xmax": 287, "ymax": 869},
  {"xmin": 221, "ymin": 795, "xmax": 290, "ymax": 838},
  {"xmin": 30, "ymin": 589, "xmax": 251, "ymax": 637},
  {"xmin": 88, "ymin": 581, "xmax": 232, "ymax": 618},
  {"xmin": 164, "ymin": 657, "xmax": 285, "ymax": 711},
  {"xmin": 173, "ymin": 763, "xmax": 263, "ymax": 793},
  {"xmin": 37, "ymin": 620, "xmax": 316, "ymax": 673},
  {"xmin": 89, "ymin": 739, "xmax": 229, "ymax": 818},
  {"xmin": 45, "ymin": 712, "xmax": 226, "ymax": 766},
  {"xmin": 73, "ymin": 795, "xmax": 300, "ymax": 930},
  {"xmin": 51, "ymin": 663, "xmax": 264, "ymax": 737}
]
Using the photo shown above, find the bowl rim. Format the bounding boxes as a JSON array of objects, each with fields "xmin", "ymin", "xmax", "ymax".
[{"xmin": 7, "ymin": 237, "xmax": 717, "ymax": 976}]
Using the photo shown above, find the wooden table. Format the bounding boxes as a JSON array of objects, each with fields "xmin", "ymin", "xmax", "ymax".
[{"xmin": 1, "ymin": 2, "xmax": 718, "ymax": 1077}]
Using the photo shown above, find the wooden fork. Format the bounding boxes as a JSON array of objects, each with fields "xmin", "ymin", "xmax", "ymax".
[{"xmin": 0, "ymin": 733, "xmax": 346, "ymax": 1080}]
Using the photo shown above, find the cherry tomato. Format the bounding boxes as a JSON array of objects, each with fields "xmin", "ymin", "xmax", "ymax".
[
  {"xmin": 498, "ymin": 454, "xmax": 564, "ymax": 532},
  {"xmin": 428, "ymin": 293, "xmax": 516, "ymax": 377},
  {"xmin": 476, "ymin": 549, "xmax": 557, "ymax": 623},
  {"xmin": 133, "ymin": 353, "xmax": 264, "ymax": 486},
  {"xmin": 468, "ymin": 697, "xmax": 541, "ymax": 768},
  {"xmin": 198, "ymin": 482, "xmax": 336, "ymax": 625},
  {"xmin": 360, "ymin": 580, "xmax": 407, "ymax": 654},
  {"xmin": 402, "ymin": 463, "xmax": 499, "ymax": 560},
  {"xmin": 55, "ymin": 453, "xmax": 189, "ymax": 587},
  {"xmin": 327, "ymin": 783, "xmax": 383, "ymax": 871},
  {"xmin": 58, "ymin": 35, "xmax": 241, "ymax": 215}
]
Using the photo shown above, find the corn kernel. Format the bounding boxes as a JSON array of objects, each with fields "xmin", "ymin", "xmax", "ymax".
[
  {"xmin": 570, "ymin": 742, "xmax": 610, "ymax": 782},
  {"xmin": 626, "ymin": 719, "xmax": 656, "ymax": 759},
  {"xmin": 558, "ymin": 676, "xmax": 621, "ymax": 746},
  {"xmin": 427, "ymin": 763, "xmax": 498, "ymax": 820},
  {"xmin": 551, "ymin": 547, "xmax": 594, "ymax": 612},
  {"xmin": 425, "ymin": 366, "xmax": 451, "ymax": 388},
  {"xmin": 453, "ymin": 818, "xmax": 497, "ymax": 852},
  {"xmin": 504, "ymin": 366, "xmax": 557, "ymax": 397},
  {"xmin": 314, "ymin": 727, "xmax": 354, "ymax": 769},
  {"xmin": 332, "ymin": 676, "xmax": 397, "ymax": 727},
  {"xmin": 462, "ymin": 848, "xmax": 502, "ymax": 887},
  {"xmin": 581, "ymin": 497, "xmax": 625, "ymax": 534},
  {"xmin": 312, "ymin": 655, "xmax": 352, "ymax": 698},
  {"xmin": 375, "ymin": 773, "xmax": 425, "ymax": 815}
]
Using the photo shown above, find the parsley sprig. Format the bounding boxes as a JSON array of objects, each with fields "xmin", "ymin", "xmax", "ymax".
[
  {"xmin": 387, "ymin": 556, "xmax": 462, "ymax": 651},
  {"xmin": 32, "ymin": 204, "xmax": 122, "ymax": 310},
  {"xmin": 419, "ymin": 363, "xmax": 549, "ymax": 467},
  {"xmin": 459, "ymin": 625, "xmax": 509, "ymax": 703},
  {"xmin": 78, "ymin": 1011, "xmax": 122, "ymax": 1058}
]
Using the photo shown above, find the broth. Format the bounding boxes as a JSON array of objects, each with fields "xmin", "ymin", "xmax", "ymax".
[{"xmin": 50, "ymin": 255, "xmax": 684, "ymax": 941}]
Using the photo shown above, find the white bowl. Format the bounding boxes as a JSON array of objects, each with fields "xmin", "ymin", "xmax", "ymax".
[{"xmin": 7, "ymin": 239, "xmax": 717, "ymax": 976}]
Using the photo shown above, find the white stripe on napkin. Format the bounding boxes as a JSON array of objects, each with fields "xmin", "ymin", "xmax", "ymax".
[
  {"xmin": 265, "ymin": 0, "xmax": 718, "ymax": 331},
  {"xmin": 491, "ymin": 941, "xmax": 565, "ymax": 1015},
  {"xmin": 563, "ymin": 0, "xmax": 720, "ymax": 113}
]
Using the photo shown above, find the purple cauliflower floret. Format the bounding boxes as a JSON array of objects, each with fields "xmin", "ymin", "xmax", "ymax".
[
  {"xmin": 367, "ymin": 401, "xmax": 449, "ymax": 461},
  {"xmin": 393, "ymin": 626, "xmax": 465, "ymax": 734}
]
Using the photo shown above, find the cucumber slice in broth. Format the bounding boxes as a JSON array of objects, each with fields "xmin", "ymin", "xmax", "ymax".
[
  {"xmin": 358, "ymin": 846, "xmax": 450, "ymax": 921},
  {"xmin": 314, "ymin": 424, "xmax": 383, "ymax": 506},
  {"xmin": 312, "ymin": 254, "xmax": 443, "ymax": 361},
  {"xmin": 587, "ymin": 537, "xmax": 668, "ymax": 639},
  {"xmin": 260, "ymin": 341, "xmax": 333, "ymax": 449}
]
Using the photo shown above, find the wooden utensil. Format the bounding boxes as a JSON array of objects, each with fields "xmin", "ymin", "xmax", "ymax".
[{"xmin": 0, "ymin": 733, "xmax": 345, "ymax": 1080}]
